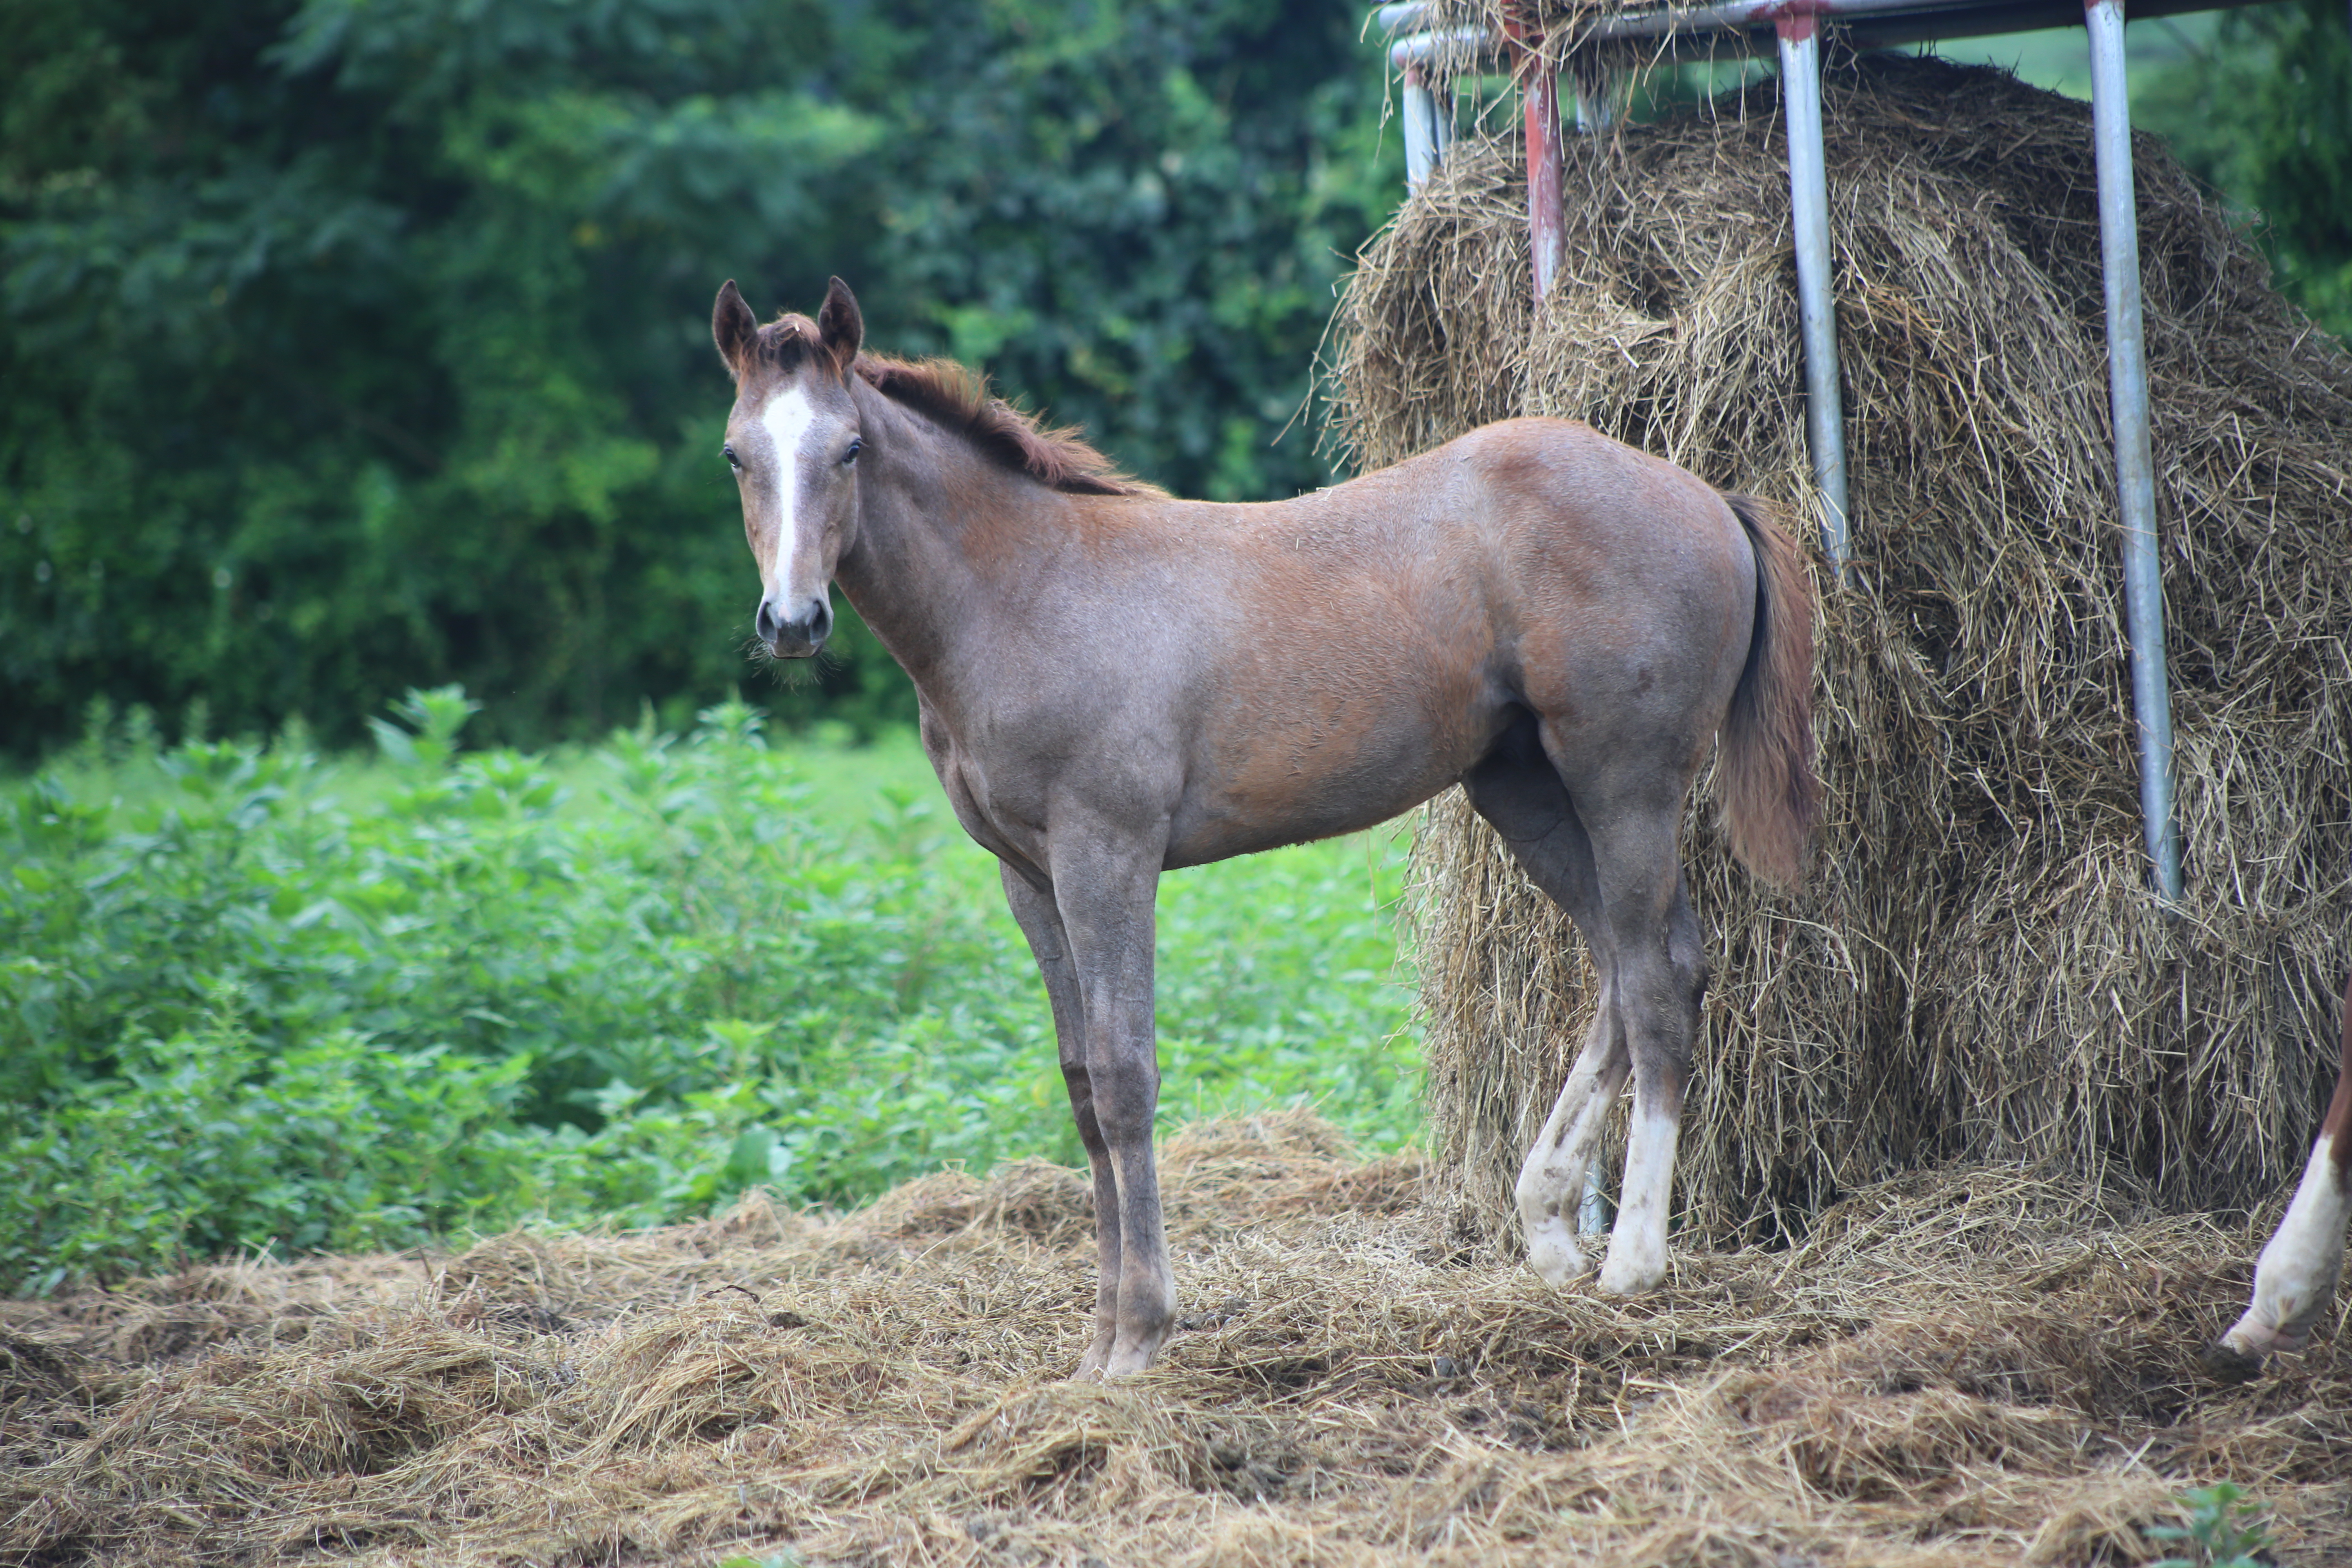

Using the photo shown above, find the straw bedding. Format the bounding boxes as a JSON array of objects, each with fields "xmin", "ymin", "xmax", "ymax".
[
  {"xmin": 4, "ymin": 1113, "xmax": 2347, "ymax": 1566},
  {"xmin": 1328, "ymin": 53, "xmax": 2352, "ymax": 1245}
]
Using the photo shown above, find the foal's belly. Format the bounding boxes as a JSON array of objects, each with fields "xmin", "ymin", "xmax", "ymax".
[
  {"xmin": 1160, "ymin": 779, "xmax": 1448, "ymax": 868},
  {"xmin": 1163, "ymin": 668, "xmax": 1504, "ymax": 869}
]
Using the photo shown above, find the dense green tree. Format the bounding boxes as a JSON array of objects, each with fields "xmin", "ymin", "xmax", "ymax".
[
  {"xmin": 2137, "ymin": 0, "xmax": 2352, "ymax": 339},
  {"xmin": 0, "ymin": 0, "xmax": 1404, "ymax": 754}
]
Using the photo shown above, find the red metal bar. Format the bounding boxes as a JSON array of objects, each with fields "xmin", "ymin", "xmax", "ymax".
[{"xmin": 1502, "ymin": 13, "xmax": 1566, "ymax": 300}]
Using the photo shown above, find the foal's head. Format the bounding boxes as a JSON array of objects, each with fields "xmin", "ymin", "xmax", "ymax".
[{"xmin": 712, "ymin": 276, "xmax": 866, "ymax": 659}]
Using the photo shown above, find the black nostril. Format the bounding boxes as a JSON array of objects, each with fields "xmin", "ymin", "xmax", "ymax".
[{"xmin": 756, "ymin": 595, "xmax": 830, "ymax": 650}]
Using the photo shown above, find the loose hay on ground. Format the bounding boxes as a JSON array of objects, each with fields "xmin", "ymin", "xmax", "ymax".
[
  {"xmin": 1327, "ymin": 54, "xmax": 2352, "ymax": 1245},
  {"xmin": 3, "ymin": 1114, "xmax": 2347, "ymax": 1566}
]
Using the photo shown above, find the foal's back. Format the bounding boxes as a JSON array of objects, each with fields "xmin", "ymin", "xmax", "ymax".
[{"xmin": 1061, "ymin": 418, "xmax": 1761, "ymax": 867}]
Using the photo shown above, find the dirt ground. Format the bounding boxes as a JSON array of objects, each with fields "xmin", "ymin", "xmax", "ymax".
[{"xmin": 4, "ymin": 1113, "xmax": 2346, "ymax": 1567}]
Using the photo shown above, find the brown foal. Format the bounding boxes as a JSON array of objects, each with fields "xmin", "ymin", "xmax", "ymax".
[{"xmin": 712, "ymin": 277, "xmax": 1820, "ymax": 1377}]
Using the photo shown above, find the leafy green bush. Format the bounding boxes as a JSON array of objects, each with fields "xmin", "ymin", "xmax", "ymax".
[
  {"xmin": 4, "ymin": 1000, "xmax": 537, "ymax": 1293},
  {"xmin": 1, "ymin": 691, "xmax": 1419, "ymax": 1290},
  {"xmin": 2137, "ymin": 0, "xmax": 2351, "ymax": 342}
]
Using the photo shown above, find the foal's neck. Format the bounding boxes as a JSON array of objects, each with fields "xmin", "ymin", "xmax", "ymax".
[{"xmin": 833, "ymin": 379, "xmax": 1075, "ymax": 703}]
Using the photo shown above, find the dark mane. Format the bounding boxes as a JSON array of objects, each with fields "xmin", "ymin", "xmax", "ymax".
[
  {"xmin": 743, "ymin": 315, "xmax": 1156, "ymax": 497},
  {"xmin": 851, "ymin": 353, "xmax": 1161, "ymax": 498}
]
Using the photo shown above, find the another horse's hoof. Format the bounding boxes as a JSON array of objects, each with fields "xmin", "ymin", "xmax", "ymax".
[{"xmin": 2201, "ymin": 1336, "xmax": 2268, "ymax": 1385}]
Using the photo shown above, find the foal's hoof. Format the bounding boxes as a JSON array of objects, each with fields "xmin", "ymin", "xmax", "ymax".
[
  {"xmin": 1525, "ymin": 1217, "xmax": 1592, "ymax": 1288},
  {"xmin": 1596, "ymin": 1245, "xmax": 1668, "ymax": 1297},
  {"xmin": 1073, "ymin": 1327, "xmax": 1119, "ymax": 1382},
  {"xmin": 1102, "ymin": 1321, "xmax": 1174, "ymax": 1378},
  {"xmin": 1073, "ymin": 1317, "xmax": 1171, "ymax": 1380}
]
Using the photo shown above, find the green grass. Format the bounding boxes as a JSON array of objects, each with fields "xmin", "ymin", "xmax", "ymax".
[{"xmin": 0, "ymin": 690, "xmax": 1420, "ymax": 1294}]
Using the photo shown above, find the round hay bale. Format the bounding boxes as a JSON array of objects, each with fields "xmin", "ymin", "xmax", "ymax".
[{"xmin": 1326, "ymin": 53, "xmax": 2352, "ymax": 1246}]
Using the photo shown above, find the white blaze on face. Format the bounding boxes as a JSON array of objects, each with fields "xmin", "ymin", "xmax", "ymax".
[{"xmin": 759, "ymin": 385, "xmax": 820, "ymax": 600}]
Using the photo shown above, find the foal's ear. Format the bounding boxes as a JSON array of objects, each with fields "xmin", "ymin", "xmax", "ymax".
[
  {"xmin": 817, "ymin": 276, "xmax": 862, "ymax": 372},
  {"xmin": 713, "ymin": 280, "xmax": 759, "ymax": 377}
]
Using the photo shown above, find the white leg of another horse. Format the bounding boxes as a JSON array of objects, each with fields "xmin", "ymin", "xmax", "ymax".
[
  {"xmin": 1599, "ymin": 1065, "xmax": 1685, "ymax": 1296},
  {"xmin": 1517, "ymin": 1006, "xmax": 1628, "ymax": 1287},
  {"xmin": 2213, "ymin": 1134, "xmax": 2349, "ymax": 1374}
]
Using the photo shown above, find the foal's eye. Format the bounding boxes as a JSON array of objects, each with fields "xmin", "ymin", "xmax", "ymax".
[
  {"xmin": 723, "ymin": 444, "xmax": 741, "ymax": 470},
  {"xmin": 842, "ymin": 438, "xmax": 862, "ymax": 465}
]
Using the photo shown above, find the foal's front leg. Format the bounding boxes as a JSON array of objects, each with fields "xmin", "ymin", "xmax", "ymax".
[
  {"xmin": 1043, "ymin": 833, "xmax": 1177, "ymax": 1376},
  {"xmin": 999, "ymin": 863, "xmax": 1123, "ymax": 1376}
]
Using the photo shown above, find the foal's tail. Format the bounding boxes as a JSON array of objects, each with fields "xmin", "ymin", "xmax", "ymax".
[{"xmin": 1717, "ymin": 494, "xmax": 1822, "ymax": 888}]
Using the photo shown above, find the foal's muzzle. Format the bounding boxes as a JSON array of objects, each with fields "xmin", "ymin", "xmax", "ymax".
[{"xmin": 757, "ymin": 593, "xmax": 833, "ymax": 658}]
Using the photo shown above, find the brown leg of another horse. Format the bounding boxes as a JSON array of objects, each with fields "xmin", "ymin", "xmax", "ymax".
[
  {"xmin": 1036, "ymin": 834, "xmax": 1177, "ymax": 1377},
  {"xmin": 999, "ymin": 864, "xmax": 1124, "ymax": 1376}
]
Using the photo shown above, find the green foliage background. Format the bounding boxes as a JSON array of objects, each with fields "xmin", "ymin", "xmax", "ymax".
[
  {"xmin": 1, "ymin": 0, "xmax": 1403, "ymax": 757},
  {"xmin": 2136, "ymin": 0, "xmax": 2352, "ymax": 341},
  {"xmin": 1, "ymin": 695, "xmax": 1419, "ymax": 1292}
]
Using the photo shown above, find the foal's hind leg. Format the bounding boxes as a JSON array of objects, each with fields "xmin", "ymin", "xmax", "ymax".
[
  {"xmin": 1515, "ymin": 1005, "xmax": 1628, "ymax": 1285},
  {"xmin": 1575, "ymin": 796, "xmax": 1710, "ymax": 1298},
  {"xmin": 1464, "ymin": 730, "xmax": 1628, "ymax": 1286},
  {"xmin": 999, "ymin": 862, "xmax": 1123, "ymax": 1376}
]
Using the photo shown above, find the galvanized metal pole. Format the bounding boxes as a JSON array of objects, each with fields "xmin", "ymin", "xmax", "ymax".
[
  {"xmin": 1776, "ymin": 16, "xmax": 1851, "ymax": 577},
  {"xmin": 1389, "ymin": 30, "xmax": 1486, "ymax": 183},
  {"xmin": 1403, "ymin": 62, "xmax": 1439, "ymax": 189},
  {"xmin": 1581, "ymin": 1167, "xmax": 1611, "ymax": 1235},
  {"xmin": 2086, "ymin": 0, "xmax": 2185, "ymax": 900}
]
